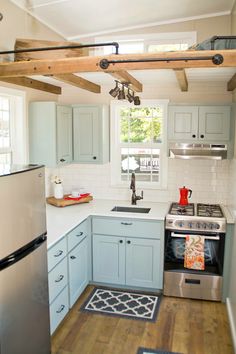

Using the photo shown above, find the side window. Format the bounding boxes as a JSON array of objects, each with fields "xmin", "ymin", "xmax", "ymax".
[{"xmin": 0, "ymin": 96, "xmax": 12, "ymax": 163}]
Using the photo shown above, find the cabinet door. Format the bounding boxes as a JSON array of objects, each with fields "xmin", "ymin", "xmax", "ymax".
[
  {"xmin": 56, "ymin": 105, "xmax": 73, "ymax": 164},
  {"xmin": 126, "ymin": 238, "xmax": 161, "ymax": 289},
  {"xmin": 168, "ymin": 106, "xmax": 198, "ymax": 140},
  {"xmin": 73, "ymin": 106, "xmax": 99, "ymax": 162},
  {"xmin": 68, "ymin": 237, "xmax": 88, "ymax": 307},
  {"xmin": 93, "ymin": 235, "xmax": 125, "ymax": 285},
  {"xmin": 199, "ymin": 106, "xmax": 230, "ymax": 141}
]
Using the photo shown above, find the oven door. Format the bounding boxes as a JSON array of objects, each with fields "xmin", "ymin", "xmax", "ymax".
[{"xmin": 164, "ymin": 230, "xmax": 225, "ymax": 275}]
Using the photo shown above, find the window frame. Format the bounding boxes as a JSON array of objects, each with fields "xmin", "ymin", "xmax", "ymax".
[
  {"xmin": 0, "ymin": 86, "xmax": 26, "ymax": 165},
  {"xmin": 110, "ymin": 99, "xmax": 169, "ymax": 189},
  {"xmin": 94, "ymin": 31, "xmax": 197, "ymax": 55}
]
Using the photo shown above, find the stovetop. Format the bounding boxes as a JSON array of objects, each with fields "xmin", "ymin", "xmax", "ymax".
[
  {"xmin": 166, "ymin": 202, "xmax": 226, "ymax": 233},
  {"xmin": 169, "ymin": 202, "xmax": 224, "ymax": 218}
]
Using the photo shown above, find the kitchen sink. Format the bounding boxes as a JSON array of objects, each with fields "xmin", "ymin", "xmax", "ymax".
[{"xmin": 111, "ymin": 206, "xmax": 151, "ymax": 214}]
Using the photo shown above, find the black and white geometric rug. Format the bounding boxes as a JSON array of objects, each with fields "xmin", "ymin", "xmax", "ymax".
[
  {"xmin": 137, "ymin": 348, "xmax": 182, "ymax": 354},
  {"xmin": 80, "ymin": 287, "xmax": 161, "ymax": 322}
]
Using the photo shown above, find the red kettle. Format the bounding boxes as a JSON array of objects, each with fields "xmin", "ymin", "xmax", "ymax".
[{"xmin": 179, "ymin": 186, "xmax": 192, "ymax": 206}]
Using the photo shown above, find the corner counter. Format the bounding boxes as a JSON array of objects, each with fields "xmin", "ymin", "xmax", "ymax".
[{"xmin": 46, "ymin": 199, "xmax": 169, "ymax": 248}]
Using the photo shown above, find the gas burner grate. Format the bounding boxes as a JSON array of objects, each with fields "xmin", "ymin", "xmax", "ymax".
[
  {"xmin": 197, "ymin": 203, "xmax": 224, "ymax": 218},
  {"xmin": 169, "ymin": 202, "xmax": 194, "ymax": 216}
]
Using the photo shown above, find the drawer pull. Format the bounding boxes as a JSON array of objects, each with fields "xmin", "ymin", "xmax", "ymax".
[
  {"xmin": 119, "ymin": 240, "xmax": 123, "ymax": 243},
  {"xmin": 127, "ymin": 240, "xmax": 131, "ymax": 244},
  {"xmin": 56, "ymin": 304, "xmax": 65, "ymax": 313},
  {"xmin": 54, "ymin": 250, "xmax": 63, "ymax": 257},
  {"xmin": 76, "ymin": 232, "xmax": 83, "ymax": 237},
  {"xmin": 55, "ymin": 275, "xmax": 64, "ymax": 283},
  {"xmin": 121, "ymin": 222, "xmax": 133, "ymax": 226},
  {"xmin": 185, "ymin": 279, "xmax": 200, "ymax": 285},
  {"xmin": 70, "ymin": 255, "xmax": 76, "ymax": 260}
]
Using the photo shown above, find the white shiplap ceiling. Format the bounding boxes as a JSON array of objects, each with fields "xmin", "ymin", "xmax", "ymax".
[{"xmin": 10, "ymin": 0, "xmax": 235, "ymax": 40}]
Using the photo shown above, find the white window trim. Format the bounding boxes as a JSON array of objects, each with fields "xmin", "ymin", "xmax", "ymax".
[
  {"xmin": 110, "ymin": 99, "xmax": 169, "ymax": 190},
  {"xmin": 0, "ymin": 86, "xmax": 27, "ymax": 164}
]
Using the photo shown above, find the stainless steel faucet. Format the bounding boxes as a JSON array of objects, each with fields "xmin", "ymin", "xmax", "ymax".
[{"xmin": 130, "ymin": 172, "xmax": 143, "ymax": 205}]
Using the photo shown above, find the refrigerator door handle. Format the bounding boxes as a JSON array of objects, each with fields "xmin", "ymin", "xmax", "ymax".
[{"xmin": 0, "ymin": 233, "xmax": 47, "ymax": 271}]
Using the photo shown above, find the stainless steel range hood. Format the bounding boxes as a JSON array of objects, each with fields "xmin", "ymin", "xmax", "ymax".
[{"xmin": 169, "ymin": 143, "xmax": 227, "ymax": 160}]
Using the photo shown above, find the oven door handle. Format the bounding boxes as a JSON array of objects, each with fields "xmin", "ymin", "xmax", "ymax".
[{"xmin": 170, "ymin": 232, "xmax": 220, "ymax": 240}]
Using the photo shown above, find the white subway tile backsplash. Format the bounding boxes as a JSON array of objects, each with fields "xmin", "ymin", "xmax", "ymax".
[{"xmin": 45, "ymin": 158, "xmax": 230, "ymax": 204}]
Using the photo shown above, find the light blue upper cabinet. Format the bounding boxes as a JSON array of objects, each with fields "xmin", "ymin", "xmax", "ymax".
[
  {"xmin": 72, "ymin": 105, "xmax": 109, "ymax": 164},
  {"xmin": 168, "ymin": 106, "xmax": 198, "ymax": 140},
  {"xmin": 168, "ymin": 105, "xmax": 231, "ymax": 142},
  {"xmin": 198, "ymin": 106, "xmax": 230, "ymax": 141},
  {"xmin": 29, "ymin": 102, "xmax": 72, "ymax": 167}
]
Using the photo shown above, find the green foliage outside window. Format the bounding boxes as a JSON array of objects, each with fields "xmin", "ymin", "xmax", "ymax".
[{"xmin": 120, "ymin": 107, "xmax": 162, "ymax": 143}]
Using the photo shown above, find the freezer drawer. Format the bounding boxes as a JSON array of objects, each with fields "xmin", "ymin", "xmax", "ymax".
[{"xmin": 0, "ymin": 241, "xmax": 51, "ymax": 354}]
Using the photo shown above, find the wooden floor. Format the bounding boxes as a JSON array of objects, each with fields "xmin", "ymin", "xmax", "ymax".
[{"xmin": 51, "ymin": 285, "xmax": 233, "ymax": 354}]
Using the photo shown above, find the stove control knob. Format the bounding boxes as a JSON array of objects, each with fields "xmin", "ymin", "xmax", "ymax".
[
  {"xmin": 202, "ymin": 223, "xmax": 207, "ymax": 229},
  {"xmin": 188, "ymin": 222, "xmax": 193, "ymax": 228},
  {"xmin": 196, "ymin": 222, "xmax": 201, "ymax": 229},
  {"xmin": 178, "ymin": 221, "xmax": 184, "ymax": 227},
  {"xmin": 215, "ymin": 223, "xmax": 220, "ymax": 230}
]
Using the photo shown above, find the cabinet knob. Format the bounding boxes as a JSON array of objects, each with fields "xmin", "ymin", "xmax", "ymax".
[
  {"xmin": 70, "ymin": 255, "xmax": 76, "ymax": 259},
  {"xmin": 127, "ymin": 240, "xmax": 131, "ymax": 244},
  {"xmin": 119, "ymin": 240, "xmax": 123, "ymax": 243},
  {"xmin": 93, "ymin": 156, "xmax": 97, "ymax": 160},
  {"xmin": 200, "ymin": 134, "xmax": 204, "ymax": 138},
  {"xmin": 76, "ymin": 232, "xmax": 83, "ymax": 237},
  {"xmin": 192, "ymin": 134, "xmax": 196, "ymax": 138},
  {"xmin": 60, "ymin": 158, "xmax": 66, "ymax": 162}
]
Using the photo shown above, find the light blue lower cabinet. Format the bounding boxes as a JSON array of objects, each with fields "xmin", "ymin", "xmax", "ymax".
[
  {"xmin": 93, "ymin": 234, "xmax": 163, "ymax": 289},
  {"xmin": 93, "ymin": 234, "xmax": 126, "ymax": 284},
  {"xmin": 49, "ymin": 286, "xmax": 69, "ymax": 335},
  {"xmin": 68, "ymin": 237, "xmax": 89, "ymax": 307},
  {"xmin": 126, "ymin": 238, "xmax": 160, "ymax": 288}
]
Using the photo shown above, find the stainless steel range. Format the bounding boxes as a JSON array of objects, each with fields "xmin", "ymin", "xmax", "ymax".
[{"xmin": 164, "ymin": 203, "xmax": 226, "ymax": 301}]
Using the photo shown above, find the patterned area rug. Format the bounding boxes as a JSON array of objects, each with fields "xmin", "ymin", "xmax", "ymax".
[
  {"xmin": 137, "ymin": 348, "xmax": 182, "ymax": 354},
  {"xmin": 80, "ymin": 287, "xmax": 161, "ymax": 322}
]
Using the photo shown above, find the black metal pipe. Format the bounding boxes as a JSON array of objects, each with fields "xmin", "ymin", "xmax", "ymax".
[
  {"xmin": 0, "ymin": 41, "xmax": 119, "ymax": 56},
  {"xmin": 210, "ymin": 36, "xmax": 236, "ymax": 50},
  {"xmin": 99, "ymin": 54, "xmax": 224, "ymax": 69}
]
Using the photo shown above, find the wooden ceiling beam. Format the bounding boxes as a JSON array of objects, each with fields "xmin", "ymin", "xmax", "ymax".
[
  {"xmin": 0, "ymin": 50, "xmax": 235, "ymax": 78},
  {"xmin": 52, "ymin": 73, "xmax": 101, "ymax": 93},
  {"xmin": 227, "ymin": 73, "xmax": 236, "ymax": 91},
  {"xmin": 174, "ymin": 69, "xmax": 188, "ymax": 92},
  {"xmin": 0, "ymin": 76, "xmax": 61, "ymax": 94},
  {"xmin": 107, "ymin": 71, "xmax": 143, "ymax": 92}
]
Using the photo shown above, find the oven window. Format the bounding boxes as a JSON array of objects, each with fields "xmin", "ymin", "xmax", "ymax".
[{"xmin": 164, "ymin": 232, "xmax": 225, "ymax": 275}]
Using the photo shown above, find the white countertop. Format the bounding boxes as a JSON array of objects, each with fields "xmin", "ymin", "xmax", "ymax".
[
  {"xmin": 46, "ymin": 199, "xmax": 169, "ymax": 248},
  {"xmin": 46, "ymin": 199, "xmax": 235, "ymax": 249}
]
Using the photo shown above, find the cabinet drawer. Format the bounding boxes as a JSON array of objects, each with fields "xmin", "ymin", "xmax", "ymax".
[
  {"xmin": 49, "ymin": 286, "xmax": 69, "ymax": 334},
  {"xmin": 93, "ymin": 217, "xmax": 162, "ymax": 239},
  {"xmin": 48, "ymin": 237, "xmax": 67, "ymax": 272},
  {"xmin": 48, "ymin": 257, "xmax": 68, "ymax": 304},
  {"xmin": 67, "ymin": 220, "xmax": 88, "ymax": 252}
]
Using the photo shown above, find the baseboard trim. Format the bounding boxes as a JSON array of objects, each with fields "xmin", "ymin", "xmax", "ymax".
[{"xmin": 226, "ymin": 297, "xmax": 236, "ymax": 354}]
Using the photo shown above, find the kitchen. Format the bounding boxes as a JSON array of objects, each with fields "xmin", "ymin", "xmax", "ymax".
[{"xmin": 0, "ymin": 0, "xmax": 236, "ymax": 354}]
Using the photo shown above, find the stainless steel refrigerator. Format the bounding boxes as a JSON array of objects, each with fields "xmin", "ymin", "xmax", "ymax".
[{"xmin": 0, "ymin": 165, "xmax": 51, "ymax": 354}]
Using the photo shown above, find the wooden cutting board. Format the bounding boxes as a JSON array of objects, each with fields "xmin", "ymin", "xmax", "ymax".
[{"xmin": 46, "ymin": 194, "xmax": 93, "ymax": 207}]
